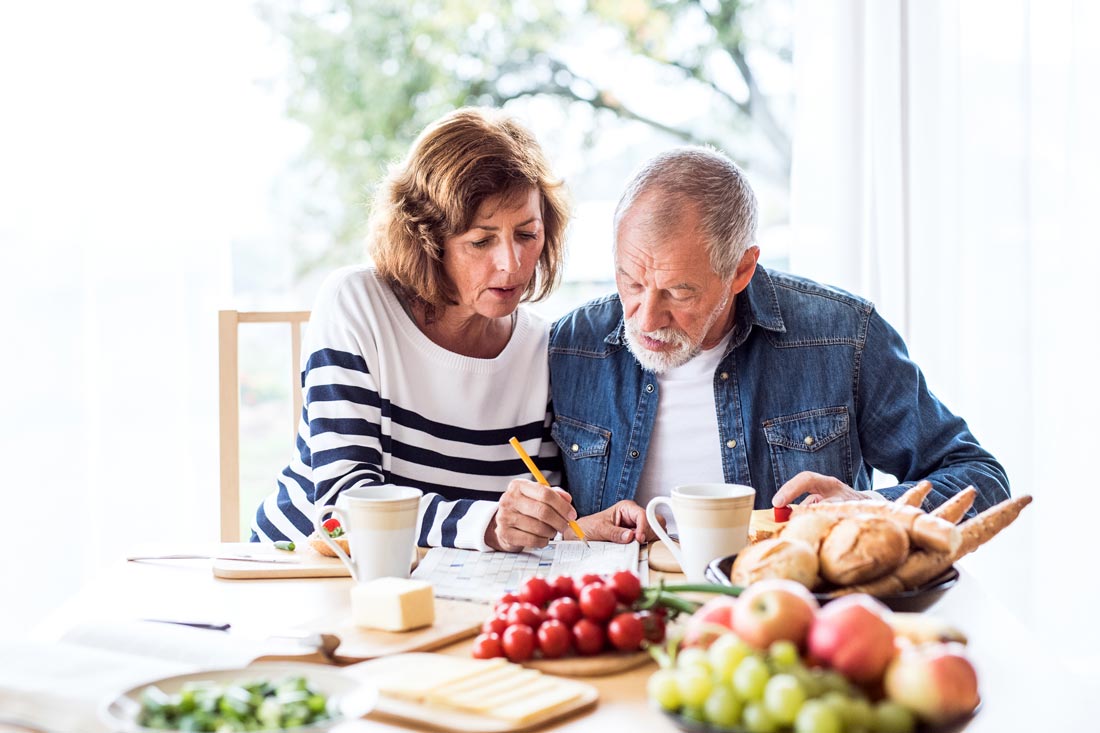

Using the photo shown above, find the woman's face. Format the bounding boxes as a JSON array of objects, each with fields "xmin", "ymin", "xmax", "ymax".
[{"xmin": 441, "ymin": 187, "xmax": 545, "ymax": 321}]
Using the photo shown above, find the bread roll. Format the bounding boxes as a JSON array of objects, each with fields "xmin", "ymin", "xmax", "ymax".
[
  {"xmin": 818, "ymin": 515, "xmax": 909, "ymax": 585},
  {"xmin": 729, "ymin": 537, "xmax": 819, "ymax": 589},
  {"xmin": 778, "ymin": 513, "xmax": 839, "ymax": 553},
  {"xmin": 309, "ymin": 531, "xmax": 350, "ymax": 557}
]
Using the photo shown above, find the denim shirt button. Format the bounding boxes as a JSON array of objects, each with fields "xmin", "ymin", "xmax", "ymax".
[
  {"xmin": 720, "ymin": 372, "xmax": 729, "ymax": 380},
  {"xmin": 571, "ymin": 443, "xmax": 579, "ymax": 452},
  {"xmin": 645, "ymin": 384, "xmax": 654, "ymax": 393},
  {"xmin": 726, "ymin": 439, "xmax": 737, "ymax": 449},
  {"xmin": 630, "ymin": 449, "xmax": 640, "ymax": 458},
  {"xmin": 803, "ymin": 436, "xmax": 815, "ymax": 446}
]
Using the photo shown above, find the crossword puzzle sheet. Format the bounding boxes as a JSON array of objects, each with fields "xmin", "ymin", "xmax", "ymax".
[{"xmin": 412, "ymin": 541, "xmax": 640, "ymax": 602}]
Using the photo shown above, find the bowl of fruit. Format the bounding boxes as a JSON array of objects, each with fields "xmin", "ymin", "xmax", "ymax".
[{"xmin": 650, "ymin": 580, "xmax": 980, "ymax": 733}]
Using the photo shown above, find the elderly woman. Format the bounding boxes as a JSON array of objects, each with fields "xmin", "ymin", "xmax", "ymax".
[{"xmin": 252, "ymin": 108, "xmax": 575, "ymax": 552}]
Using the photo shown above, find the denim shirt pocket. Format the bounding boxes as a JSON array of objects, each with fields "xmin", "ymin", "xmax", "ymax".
[
  {"xmin": 762, "ymin": 407, "xmax": 853, "ymax": 490},
  {"xmin": 551, "ymin": 415, "xmax": 611, "ymax": 517}
]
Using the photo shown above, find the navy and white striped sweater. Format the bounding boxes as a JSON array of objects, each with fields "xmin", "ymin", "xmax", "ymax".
[{"xmin": 252, "ymin": 266, "xmax": 561, "ymax": 550}]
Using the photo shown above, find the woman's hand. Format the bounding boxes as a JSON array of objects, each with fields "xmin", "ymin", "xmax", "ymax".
[
  {"xmin": 571, "ymin": 500, "xmax": 663, "ymax": 544},
  {"xmin": 485, "ymin": 479, "xmax": 577, "ymax": 552},
  {"xmin": 772, "ymin": 471, "xmax": 887, "ymax": 507}
]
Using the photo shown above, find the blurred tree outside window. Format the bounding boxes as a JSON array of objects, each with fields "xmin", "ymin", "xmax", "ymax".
[{"xmin": 237, "ymin": 0, "xmax": 793, "ymax": 524}]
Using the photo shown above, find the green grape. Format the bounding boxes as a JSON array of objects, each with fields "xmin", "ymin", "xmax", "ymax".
[
  {"xmin": 820, "ymin": 670, "xmax": 854, "ymax": 695},
  {"xmin": 681, "ymin": 705, "xmax": 708, "ymax": 724},
  {"xmin": 704, "ymin": 684, "xmax": 744, "ymax": 729},
  {"xmin": 647, "ymin": 669, "xmax": 682, "ymax": 712},
  {"xmin": 677, "ymin": 667, "xmax": 715, "ymax": 709},
  {"xmin": 795, "ymin": 700, "xmax": 843, "ymax": 733},
  {"xmin": 733, "ymin": 656, "xmax": 771, "ymax": 701},
  {"xmin": 678, "ymin": 647, "xmax": 713, "ymax": 674},
  {"xmin": 873, "ymin": 701, "xmax": 917, "ymax": 733},
  {"xmin": 743, "ymin": 701, "xmax": 779, "ymax": 733},
  {"xmin": 709, "ymin": 634, "xmax": 753, "ymax": 683},
  {"xmin": 790, "ymin": 667, "xmax": 826, "ymax": 698},
  {"xmin": 848, "ymin": 697, "xmax": 875, "ymax": 731},
  {"xmin": 763, "ymin": 673, "xmax": 807, "ymax": 726},
  {"xmin": 767, "ymin": 640, "xmax": 801, "ymax": 670}
]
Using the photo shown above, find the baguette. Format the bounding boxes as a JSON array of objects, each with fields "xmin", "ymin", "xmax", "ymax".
[
  {"xmin": 931, "ymin": 486, "xmax": 977, "ymax": 523},
  {"xmin": 831, "ymin": 549, "xmax": 953, "ymax": 596},
  {"xmin": 895, "ymin": 480, "xmax": 933, "ymax": 508},
  {"xmin": 953, "ymin": 495, "xmax": 1033, "ymax": 558},
  {"xmin": 800, "ymin": 501, "xmax": 961, "ymax": 555}
]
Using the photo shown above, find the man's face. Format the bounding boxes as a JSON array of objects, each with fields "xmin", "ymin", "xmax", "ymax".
[{"xmin": 615, "ymin": 197, "xmax": 746, "ymax": 374}]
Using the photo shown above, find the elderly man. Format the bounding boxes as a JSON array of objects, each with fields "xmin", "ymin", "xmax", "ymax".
[{"xmin": 553, "ymin": 147, "xmax": 1009, "ymax": 544}]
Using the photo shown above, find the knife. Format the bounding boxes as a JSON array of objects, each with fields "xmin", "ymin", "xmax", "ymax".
[{"xmin": 127, "ymin": 554, "xmax": 301, "ymax": 564}]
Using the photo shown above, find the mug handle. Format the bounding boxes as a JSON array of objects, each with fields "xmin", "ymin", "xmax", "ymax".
[
  {"xmin": 646, "ymin": 497, "xmax": 684, "ymax": 570},
  {"xmin": 315, "ymin": 505, "xmax": 357, "ymax": 582}
]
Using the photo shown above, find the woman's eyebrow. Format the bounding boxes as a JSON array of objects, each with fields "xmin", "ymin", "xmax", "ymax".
[{"xmin": 472, "ymin": 216, "xmax": 540, "ymax": 231}]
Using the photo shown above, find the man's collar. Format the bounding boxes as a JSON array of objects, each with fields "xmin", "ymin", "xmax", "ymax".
[
  {"xmin": 741, "ymin": 265, "xmax": 786, "ymax": 333},
  {"xmin": 603, "ymin": 265, "xmax": 786, "ymax": 346}
]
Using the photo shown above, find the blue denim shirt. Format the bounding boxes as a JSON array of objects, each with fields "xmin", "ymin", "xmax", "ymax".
[{"xmin": 548, "ymin": 267, "xmax": 1009, "ymax": 518}]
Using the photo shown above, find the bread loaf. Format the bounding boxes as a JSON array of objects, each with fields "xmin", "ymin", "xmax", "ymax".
[
  {"xmin": 308, "ymin": 531, "xmax": 350, "ymax": 557},
  {"xmin": 778, "ymin": 513, "xmax": 839, "ymax": 553},
  {"xmin": 729, "ymin": 537, "xmax": 819, "ymax": 589},
  {"xmin": 818, "ymin": 515, "xmax": 910, "ymax": 585}
]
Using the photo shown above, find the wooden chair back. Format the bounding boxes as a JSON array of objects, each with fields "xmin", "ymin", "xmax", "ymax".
[{"xmin": 218, "ymin": 310, "xmax": 310, "ymax": 541}]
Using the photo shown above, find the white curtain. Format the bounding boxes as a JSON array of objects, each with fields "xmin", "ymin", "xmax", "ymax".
[{"xmin": 791, "ymin": 0, "xmax": 1100, "ymax": 670}]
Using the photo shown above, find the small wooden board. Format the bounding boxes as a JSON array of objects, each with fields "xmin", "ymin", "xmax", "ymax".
[
  {"xmin": 297, "ymin": 599, "xmax": 487, "ymax": 662},
  {"xmin": 210, "ymin": 543, "xmax": 422, "ymax": 580},
  {"xmin": 211, "ymin": 542, "xmax": 351, "ymax": 579},
  {"xmin": 346, "ymin": 653, "xmax": 599, "ymax": 733},
  {"xmin": 523, "ymin": 649, "xmax": 653, "ymax": 677},
  {"xmin": 647, "ymin": 540, "xmax": 682, "ymax": 573}
]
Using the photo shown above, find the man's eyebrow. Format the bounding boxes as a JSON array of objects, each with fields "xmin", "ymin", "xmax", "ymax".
[{"xmin": 670, "ymin": 282, "xmax": 699, "ymax": 291}]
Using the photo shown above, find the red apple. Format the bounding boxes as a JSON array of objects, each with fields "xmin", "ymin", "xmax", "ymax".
[
  {"xmin": 884, "ymin": 642, "xmax": 980, "ymax": 724},
  {"xmin": 731, "ymin": 578, "xmax": 819, "ymax": 650},
  {"xmin": 807, "ymin": 594, "xmax": 896, "ymax": 683},
  {"xmin": 682, "ymin": 596, "xmax": 738, "ymax": 648}
]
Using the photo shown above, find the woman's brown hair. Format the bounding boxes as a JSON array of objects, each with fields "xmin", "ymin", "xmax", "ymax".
[{"xmin": 368, "ymin": 108, "xmax": 569, "ymax": 319}]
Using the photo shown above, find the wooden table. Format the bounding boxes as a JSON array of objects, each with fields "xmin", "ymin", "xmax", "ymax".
[{"xmin": 7, "ymin": 546, "xmax": 1098, "ymax": 732}]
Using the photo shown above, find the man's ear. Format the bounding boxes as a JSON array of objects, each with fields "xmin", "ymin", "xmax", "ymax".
[{"xmin": 731, "ymin": 245, "xmax": 760, "ymax": 294}]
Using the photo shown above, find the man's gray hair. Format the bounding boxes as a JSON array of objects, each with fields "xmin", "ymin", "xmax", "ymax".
[{"xmin": 613, "ymin": 146, "xmax": 758, "ymax": 280}]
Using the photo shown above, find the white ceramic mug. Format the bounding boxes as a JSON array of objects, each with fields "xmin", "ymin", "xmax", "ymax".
[
  {"xmin": 646, "ymin": 483, "xmax": 756, "ymax": 582},
  {"xmin": 314, "ymin": 485, "xmax": 422, "ymax": 583}
]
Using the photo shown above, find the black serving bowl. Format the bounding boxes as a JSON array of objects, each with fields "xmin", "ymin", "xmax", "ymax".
[
  {"xmin": 661, "ymin": 703, "xmax": 979, "ymax": 733},
  {"xmin": 705, "ymin": 554, "xmax": 960, "ymax": 613}
]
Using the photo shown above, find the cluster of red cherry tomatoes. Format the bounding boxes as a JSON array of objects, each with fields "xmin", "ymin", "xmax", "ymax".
[{"xmin": 471, "ymin": 570, "xmax": 666, "ymax": 663}]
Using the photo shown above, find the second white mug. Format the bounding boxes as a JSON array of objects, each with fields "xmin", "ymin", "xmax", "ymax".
[{"xmin": 646, "ymin": 483, "xmax": 756, "ymax": 582}]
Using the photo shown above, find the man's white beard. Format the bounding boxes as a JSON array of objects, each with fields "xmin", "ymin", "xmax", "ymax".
[{"xmin": 623, "ymin": 292, "xmax": 731, "ymax": 375}]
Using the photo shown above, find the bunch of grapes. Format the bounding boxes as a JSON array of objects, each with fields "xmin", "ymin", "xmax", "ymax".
[
  {"xmin": 471, "ymin": 571, "xmax": 667, "ymax": 663},
  {"xmin": 647, "ymin": 634, "xmax": 919, "ymax": 733}
]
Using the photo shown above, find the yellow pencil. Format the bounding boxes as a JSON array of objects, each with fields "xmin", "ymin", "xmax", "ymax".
[{"xmin": 508, "ymin": 436, "xmax": 590, "ymax": 548}]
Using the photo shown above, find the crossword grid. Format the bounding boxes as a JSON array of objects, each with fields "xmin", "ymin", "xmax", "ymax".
[{"xmin": 412, "ymin": 541, "xmax": 639, "ymax": 602}]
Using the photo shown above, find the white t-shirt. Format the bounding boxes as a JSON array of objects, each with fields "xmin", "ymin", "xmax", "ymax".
[{"xmin": 635, "ymin": 330, "xmax": 735, "ymax": 527}]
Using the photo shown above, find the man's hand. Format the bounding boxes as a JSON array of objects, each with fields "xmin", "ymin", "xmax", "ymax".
[
  {"xmin": 772, "ymin": 471, "xmax": 886, "ymax": 507},
  {"xmin": 485, "ymin": 478, "xmax": 577, "ymax": 552},
  {"xmin": 571, "ymin": 500, "xmax": 663, "ymax": 544}
]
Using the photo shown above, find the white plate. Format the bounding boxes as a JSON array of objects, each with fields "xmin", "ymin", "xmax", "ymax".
[{"xmin": 99, "ymin": 661, "xmax": 377, "ymax": 733}]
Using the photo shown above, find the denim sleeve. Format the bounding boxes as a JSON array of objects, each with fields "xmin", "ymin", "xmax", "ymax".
[{"xmin": 855, "ymin": 310, "xmax": 1010, "ymax": 514}]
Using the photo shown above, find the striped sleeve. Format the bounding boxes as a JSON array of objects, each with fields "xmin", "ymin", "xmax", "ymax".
[{"xmin": 304, "ymin": 346, "xmax": 499, "ymax": 551}]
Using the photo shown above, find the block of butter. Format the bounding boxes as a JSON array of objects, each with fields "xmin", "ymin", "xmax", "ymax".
[{"xmin": 350, "ymin": 577, "xmax": 435, "ymax": 632}]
